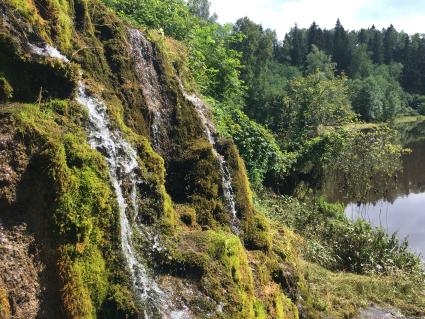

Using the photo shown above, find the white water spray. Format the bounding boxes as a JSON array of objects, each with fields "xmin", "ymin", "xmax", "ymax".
[{"xmin": 28, "ymin": 43, "xmax": 70, "ymax": 63}]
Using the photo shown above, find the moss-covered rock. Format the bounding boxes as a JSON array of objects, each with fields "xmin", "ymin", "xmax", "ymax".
[
  {"xmin": 0, "ymin": 76, "xmax": 13, "ymax": 102},
  {"xmin": 167, "ymin": 138, "xmax": 228, "ymax": 226},
  {"xmin": 0, "ymin": 99, "xmax": 141, "ymax": 318},
  {"xmin": 175, "ymin": 204, "xmax": 197, "ymax": 226},
  {"xmin": 0, "ymin": 33, "xmax": 77, "ymax": 102}
]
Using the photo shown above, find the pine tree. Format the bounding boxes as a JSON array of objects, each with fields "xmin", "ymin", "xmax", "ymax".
[
  {"xmin": 333, "ymin": 19, "xmax": 351, "ymax": 72},
  {"xmin": 289, "ymin": 24, "xmax": 307, "ymax": 66},
  {"xmin": 307, "ymin": 22, "xmax": 323, "ymax": 51},
  {"xmin": 383, "ymin": 25, "xmax": 397, "ymax": 64}
]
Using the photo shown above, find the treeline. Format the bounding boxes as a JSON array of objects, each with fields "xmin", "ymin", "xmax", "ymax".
[
  {"xmin": 233, "ymin": 18, "xmax": 425, "ymax": 124},
  {"xmin": 279, "ymin": 21, "xmax": 425, "ymax": 120}
]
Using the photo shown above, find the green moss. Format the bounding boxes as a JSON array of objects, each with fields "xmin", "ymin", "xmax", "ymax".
[
  {"xmin": 3, "ymin": 99, "xmax": 140, "ymax": 318},
  {"xmin": 175, "ymin": 204, "xmax": 197, "ymax": 226},
  {"xmin": 0, "ymin": 33, "xmax": 77, "ymax": 102},
  {"xmin": 167, "ymin": 139, "xmax": 227, "ymax": 226},
  {"xmin": 4, "ymin": 0, "xmax": 73, "ymax": 50},
  {"xmin": 101, "ymin": 284, "xmax": 138, "ymax": 318},
  {"xmin": 166, "ymin": 230, "xmax": 267, "ymax": 318},
  {"xmin": 219, "ymin": 139, "xmax": 272, "ymax": 251},
  {"xmin": 220, "ymin": 140, "xmax": 254, "ymax": 217},
  {"xmin": 45, "ymin": 0, "xmax": 74, "ymax": 51},
  {"xmin": 4, "ymin": 0, "xmax": 47, "ymax": 34},
  {"xmin": 274, "ymin": 292, "xmax": 299, "ymax": 319},
  {"xmin": 59, "ymin": 251, "xmax": 96, "ymax": 319},
  {"xmin": 253, "ymin": 300, "xmax": 267, "ymax": 319},
  {"xmin": 0, "ymin": 77, "xmax": 13, "ymax": 103}
]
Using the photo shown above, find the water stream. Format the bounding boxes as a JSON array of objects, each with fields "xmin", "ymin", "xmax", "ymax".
[
  {"xmin": 128, "ymin": 28, "xmax": 170, "ymax": 153},
  {"xmin": 76, "ymin": 83, "xmax": 190, "ymax": 319},
  {"xmin": 127, "ymin": 28, "xmax": 240, "ymax": 233},
  {"xmin": 178, "ymin": 80, "xmax": 240, "ymax": 234},
  {"xmin": 29, "ymin": 41, "xmax": 190, "ymax": 318}
]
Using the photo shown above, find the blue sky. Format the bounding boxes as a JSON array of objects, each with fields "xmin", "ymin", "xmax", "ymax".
[{"xmin": 209, "ymin": 0, "xmax": 425, "ymax": 39}]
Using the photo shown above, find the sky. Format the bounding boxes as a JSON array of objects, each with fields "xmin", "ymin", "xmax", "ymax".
[{"xmin": 209, "ymin": 0, "xmax": 425, "ymax": 39}]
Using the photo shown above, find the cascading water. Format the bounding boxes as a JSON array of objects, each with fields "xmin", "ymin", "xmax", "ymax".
[
  {"xmin": 28, "ymin": 43, "xmax": 70, "ymax": 63},
  {"xmin": 128, "ymin": 28, "xmax": 171, "ymax": 154},
  {"xmin": 127, "ymin": 28, "xmax": 240, "ymax": 232},
  {"xmin": 76, "ymin": 83, "xmax": 190, "ymax": 319},
  {"xmin": 178, "ymin": 80, "xmax": 240, "ymax": 234},
  {"xmin": 29, "ymin": 41, "xmax": 190, "ymax": 318}
]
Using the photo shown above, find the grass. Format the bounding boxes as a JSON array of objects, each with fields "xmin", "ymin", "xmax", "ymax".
[
  {"xmin": 392, "ymin": 115, "xmax": 425, "ymax": 125},
  {"xmin": 303, "ymin": 260, "xmax": 425, "ymax": 318},
  {"xmin": 320, "ymin": 115, "xmax": 425, "ymax": 133}
]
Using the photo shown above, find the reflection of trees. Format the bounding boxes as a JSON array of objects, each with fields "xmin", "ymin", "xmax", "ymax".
[
  {"xmin": 397, "ymin": 119, "xmax": 425, "ymax": 146},
  {"xmin": 398, "ymin": 140, "xmax": 425, "ymax": 196},
  {"xmin": 324, "ymin": 171, "xmax": 399, "ymax": 205}
]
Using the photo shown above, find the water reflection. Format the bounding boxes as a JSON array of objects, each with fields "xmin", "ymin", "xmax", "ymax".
[
  {"xmin": 331, "ymin": 121, "xmax": 425, "ymax": 259},
  {"xmin": 346, "ymin": 193, "xmax": 425, "ymax": 258}
]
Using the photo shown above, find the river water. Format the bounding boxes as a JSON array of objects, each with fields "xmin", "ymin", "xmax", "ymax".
[{"xmin": 334, "ymin": 121, "xmax": 425, "ymax": 259}]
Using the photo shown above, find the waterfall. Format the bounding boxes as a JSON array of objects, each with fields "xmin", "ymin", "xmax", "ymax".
[
  {"xmin": 177, "ymin": 80, "xmax": 240, "ymax": 234},
  {"xmin": 128, "ymin": 28, "xmax": 171, "ymax": 154},
  {"xmin": 28, "ymin": 41, "xmax": 190, "ymax": 318},
  {"xmin": 76, "ymin": 83, "xmax": 190, "ymax": 319},
  {"xmin": 126, "ymin": 29, "xmax": 240, "ymax": 232}
]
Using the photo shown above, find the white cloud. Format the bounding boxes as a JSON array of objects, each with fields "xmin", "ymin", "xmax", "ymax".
[{"xmin": 209, "ymin": 0, "xmax": 425, "ymax": 39}]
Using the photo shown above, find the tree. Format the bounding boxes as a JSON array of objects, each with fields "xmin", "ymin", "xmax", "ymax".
[
  {"xmin": 369, "ymin": 27, "xmax": 384, "ymax": 64},
  {"xmin": 274, "ymin": 71, "xmax": 355, "ymax": 145},
  {"xmin": 333, "ymin": 19, "xmax": 351, "ymax": 72},
  {"xmin": 188, "ymin": 23, "xmax": 244, "ymax": 103},
  {"xmin": 103, "ymin": 0, "xmax": 195, "ymax": 40},
  {"xmin": 384, "ymin": 25, "xmax": 397, "ymax": 64},
  {"xmin": 351, "ymin": 77, "xmax": 385, "ymax": 121},
  {"xmin": 307, "ymin": 22, "xmax": 323, "ymax": 50},
  {"xmin": 187, "ymin": 0, "xmax": 212, "ymax": 20},
  {"xmin": 305, "ymin": 45, "xmax": 336, "ymax": 78},
  {"xmin": 349, "ymin": 44, "xmax": 373, "ymax": 79},
  {"xmin": 350, "ymin": 64, "xmax": 406, "ymax": 121},
  {"xmin": 231, "ymin": 17, "xmax": 282, "ymax": 120},
  {"xmin": 286, "ymin": 24, "xmax": 307, "ymax": 66}
]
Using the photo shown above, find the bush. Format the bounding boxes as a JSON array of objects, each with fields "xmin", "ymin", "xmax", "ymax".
[
  {"xmin": 258, "ymin": 193, "xmax": 422, "ymax": 275},
  {"xmin": 213, "ymin": 103, "xmax": 294, "ymax": 188}
]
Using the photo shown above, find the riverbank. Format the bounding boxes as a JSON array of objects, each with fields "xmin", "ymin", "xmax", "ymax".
[{"xmin": 256, "ymin": 192, "xmax": 425, "ymax": 318}]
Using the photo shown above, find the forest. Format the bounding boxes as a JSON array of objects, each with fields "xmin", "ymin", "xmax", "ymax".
[{"xmin": 0, "ymin": 0, "xmax": 425, "ymax": 317}]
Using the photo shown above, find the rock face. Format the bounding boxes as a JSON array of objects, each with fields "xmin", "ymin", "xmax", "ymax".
[
  {"xmin": 0, "ymin": 1, "xmax": 301, "ymax": 318},
  {"xmin": 0, "ymin": 118, "xmax": 28, "ymax": 205},
  {"xmin": 0, "ymin": 224, "xmax": 41, "ymax": 319}
]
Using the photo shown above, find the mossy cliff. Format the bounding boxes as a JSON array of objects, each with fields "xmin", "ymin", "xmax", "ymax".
[{"xmin": 0, "ymin": 1, "xmax": 302, "ymax": 318}]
